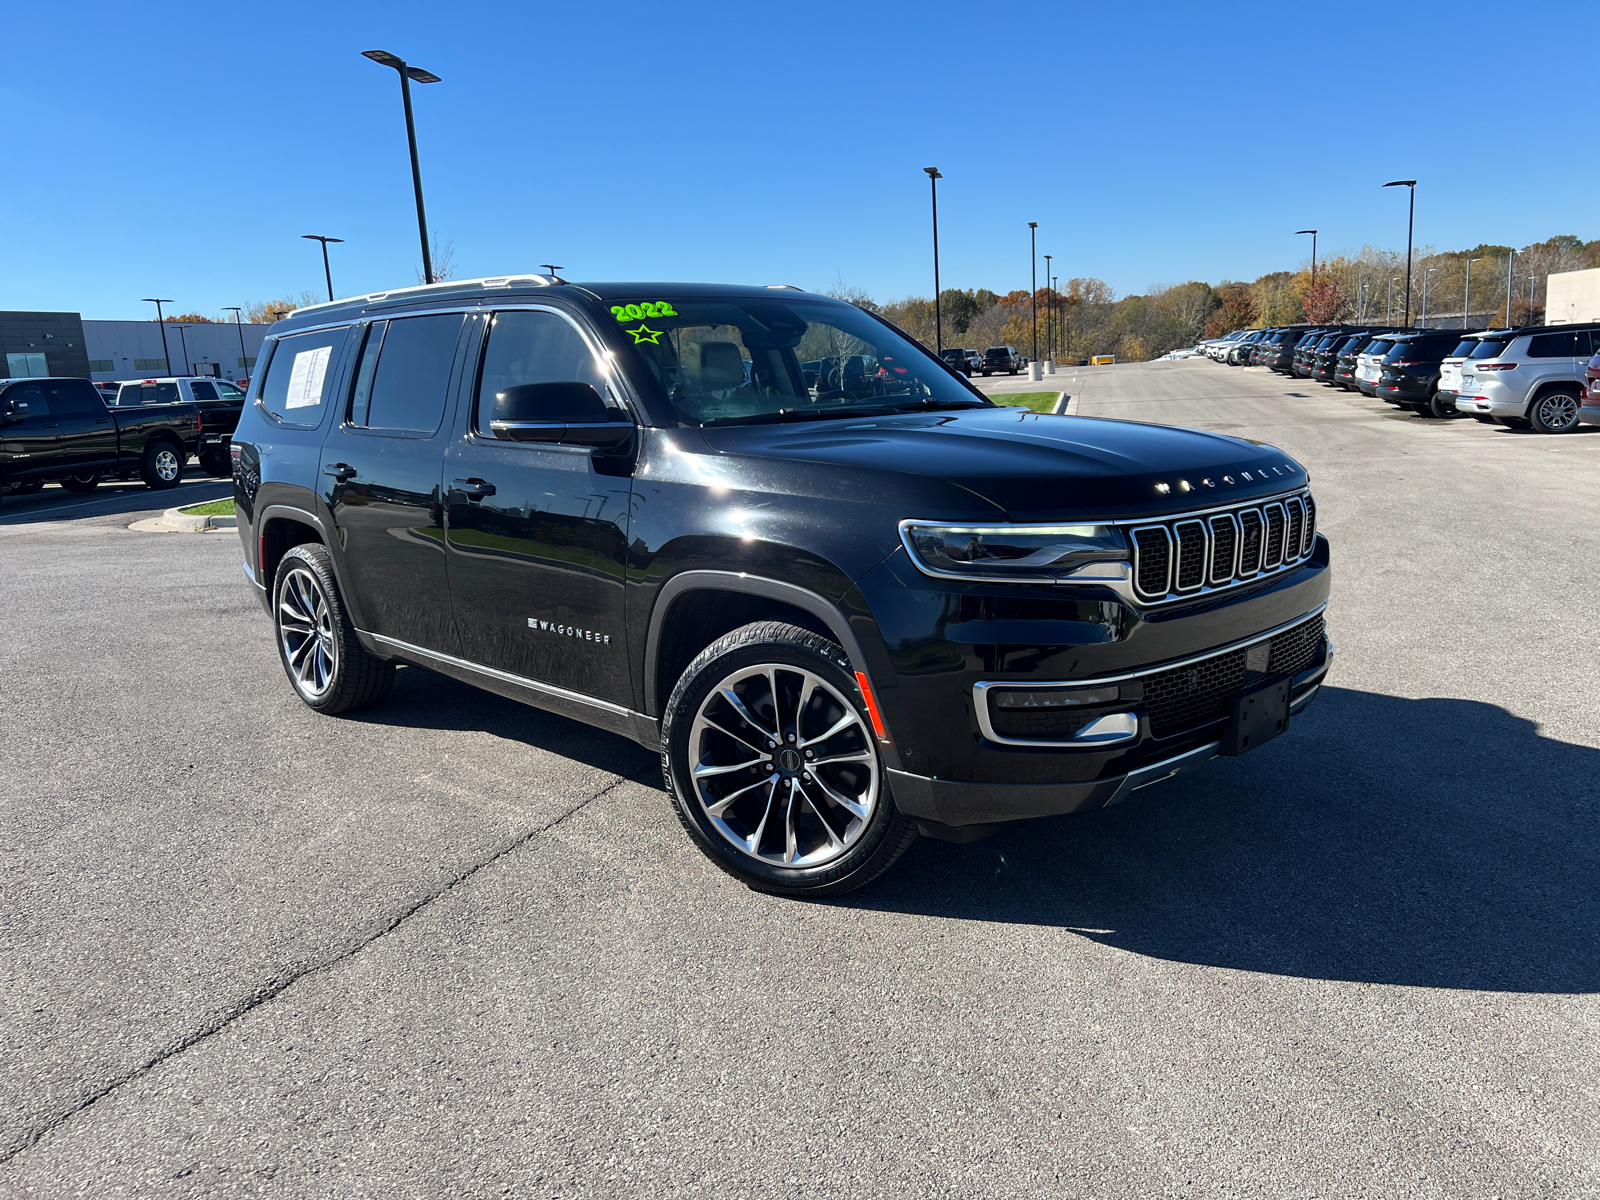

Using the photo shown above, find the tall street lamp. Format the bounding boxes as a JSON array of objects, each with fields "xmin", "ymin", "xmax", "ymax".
[
  {"xmin": 302, "ymin": 235, "xmax": 344, "ymax": 302},
  {"xmin": 1028, "ymin": 221, "xmax": 1038, "ymax": 362},
  {"xmin": 1295, "ymin": 229, "xmax": 1318, "ymax": 288},
  {"xmin": 1383, "ymin": 180, "xmax": 1417, "ymax": 326},
  {"xmin": 1464, "ymin": 258, "xmax": 1480, "ymax": 329},
  {"xmin": 923, "ymin": 168, "xmax": 943, "ymax": 353},
  {"xmin": 1042, "ymin": 254, "xmax": 1053, "ymax": 360},
  {"xmin": 1506, "ymin": 250, "xmax": 1515, "ymax": 326},
  {"xmin": 1051, "ymin": 274, "xmax": 1060, "ymax": 358},
  {"xmin": 173, "ymin": 323, "xmax": 193, "ymax": 376},
  {"xmin": 362, "ymin": 50, "xmax": 442, "ymax": 285},
  {"xmin": 223, "ymin": 306, "xmax": 249, "ymax": 381},
  {"xmin": 141, "ymin": 298, "xmax": 174, "ymax": 376}
]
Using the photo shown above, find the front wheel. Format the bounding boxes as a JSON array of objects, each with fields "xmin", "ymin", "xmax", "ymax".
[
  {"xmin": 272, "ymin": 543, "xmax": 395, "ymax": 714},
  {"xmin": 139, "ymin": 441, "xmax": 184, "ymax": 489},
  {"xmin": 1529, "ymin": 387, "xmax": 1581, "ymax": 434},
  {"xmin": 58, "ymin": 473, "xmax": 101, "ymax": 493},
  {"xmin": 661, "ymin": 621, "xmax": 917, "ymax": 897}
]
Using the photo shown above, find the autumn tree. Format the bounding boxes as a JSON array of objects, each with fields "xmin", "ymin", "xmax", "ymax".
[
  {"xmin": 166, "ymin": 313, "xmax": 213, "ymax": 323},
  {"xmin": 1203, "ymin": 286, "xmax": 1255, "ymax": 337}
]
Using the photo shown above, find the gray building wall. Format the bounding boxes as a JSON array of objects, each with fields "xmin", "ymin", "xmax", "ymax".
[
  {"xmin": 83, "ymin": 319, "xmax": 271, "ymax": 383},
  {"xmin": 0, "ymin": 311, "xmax": 91, "ymax": 380}
]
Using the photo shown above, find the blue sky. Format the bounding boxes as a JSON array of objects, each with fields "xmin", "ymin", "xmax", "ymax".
[{"xmin": 2, "ymin": 0, "xmax": 1592, "ymax": 319}]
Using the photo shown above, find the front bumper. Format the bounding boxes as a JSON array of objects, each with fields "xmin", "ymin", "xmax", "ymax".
[{"xmin": 892, "ymin": 654, "xmax": 1329, "ymax": 829}]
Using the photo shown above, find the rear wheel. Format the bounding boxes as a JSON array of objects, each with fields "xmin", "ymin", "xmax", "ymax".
[
  {"xmin": 272, "ymin": 543, "xmax": 395, "ymax": 714},
  {"xmin": 139, "ymin": 441, "xmax": 184, "ymax": 489},
  {"xmin": 1426, "ymin": 391, "xmax": 1455, "ymax": 419},
  {"xmin": 661, "ymin": 621, "xmax": 916, "ymax": 897},
  {"xmin": 59, "ymin": 473, "xmax": 101, "ymax": 493},
  {"xmin": 1529, "ymin": 387, "xmax": 1581, "ymax": 434}
]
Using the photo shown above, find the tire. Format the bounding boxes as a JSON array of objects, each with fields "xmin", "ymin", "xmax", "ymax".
[
  {"xmin": 198, "ymin": 450, "xmax": 229, "ymax": 478},
  {"xmin": 58, "ymin": 473, "xmax": 101, "ymax": 493},
  {"xmin": 1529, "ymin": 387, "xmax": 1581, "ymax": 434},
  {"xmin": 661, "ymin": 620, "xmax": 917, "ymax": 897},
  {"xmin": 139, "ymin": 440, "xmax": 184, "ymax": 490},
  {"xmin": 1008, "ymin": 368, "xmax": 1017, "ymax": 375},
  {"xmin": 271, "ymin": 543, "xmax": 396, "ymax": 714},
  {"xmin": 1426, "ymin": 390, "xmax": 1455, "ymax": 419}
]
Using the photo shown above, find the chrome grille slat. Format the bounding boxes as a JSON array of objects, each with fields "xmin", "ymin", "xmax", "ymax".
[{"xmin": 1123, "ymin": 490, "xmax": 1314, "ymax": 605}]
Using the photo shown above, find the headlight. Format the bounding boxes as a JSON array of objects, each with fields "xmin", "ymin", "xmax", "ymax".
[{"xmin": 900, "ymin": 521, "xmax": 1128, "ymax": 583}]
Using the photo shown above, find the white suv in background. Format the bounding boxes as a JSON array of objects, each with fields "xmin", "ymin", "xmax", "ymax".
[
  {"xmin": 1454, "ymin": 326, "xmax": 1600, "ymax": 433},
  {"xmin": 1353, "ymin": 336, "xmax": 1396, "ymax": 395}
]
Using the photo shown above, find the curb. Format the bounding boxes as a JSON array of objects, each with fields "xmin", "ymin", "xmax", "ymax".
[{"xmin": 130, "ymin": 505, "xmax": 237, "ymax": 534}]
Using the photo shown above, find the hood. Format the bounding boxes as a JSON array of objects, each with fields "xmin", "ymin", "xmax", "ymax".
[{"xmin": 700, "ymin": 408, "xmax": 1307, "ymax": 521}]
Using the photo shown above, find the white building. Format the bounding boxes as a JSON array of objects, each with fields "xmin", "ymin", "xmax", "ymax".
[
  {"xmin": 1544, "ymin": 268, "xmax": 1600, "ymax": 325},
  {"xmin": 83, "ymin": 319, "xmax": 272, "ymax": 383}
]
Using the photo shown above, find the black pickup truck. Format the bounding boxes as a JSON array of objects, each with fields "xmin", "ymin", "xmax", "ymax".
[
  {"xmin": 112, "ymin": 377, "xmax": 246, "ymax": 476},
  {"xmin": 0, "ymin": 377, "xmax": 198, "ymax": 502}
]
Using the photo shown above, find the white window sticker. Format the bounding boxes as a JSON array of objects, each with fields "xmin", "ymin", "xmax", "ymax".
[{"xmin": 284, "ymin": 344, "xmax": 332, "ymax": 409}]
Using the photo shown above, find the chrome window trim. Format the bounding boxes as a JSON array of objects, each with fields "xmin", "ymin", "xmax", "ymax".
[{"xmin": 972, "ymin": 603, "xmax": 1327, "ymax": 748}]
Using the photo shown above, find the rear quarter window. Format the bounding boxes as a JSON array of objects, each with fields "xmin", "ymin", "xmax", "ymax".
[
  {"xmin": 258, "ymin": 327, "xmax": 350, "ymax": 428},
  {"xmin": 1526, "ymin": 332, "xmax": 1578, "ymax": 358}
]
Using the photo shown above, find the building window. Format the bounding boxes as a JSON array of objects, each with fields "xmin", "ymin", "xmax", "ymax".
[
  {"xmin": 6, "ymin": 352, "xmax": 48, "ymax": 377},
  {"xmin": 134, "ymin": 358, "xmax": 169, "ymax": 372},
  {"xmin": 88, "ymin": 359, "xmax": 114, "ymax": 372}
]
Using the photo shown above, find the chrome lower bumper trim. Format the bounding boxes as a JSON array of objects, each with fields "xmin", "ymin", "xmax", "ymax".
[{"xmin": 1102, "ymin": 740, "xmax": 1221, "ymax": 807}]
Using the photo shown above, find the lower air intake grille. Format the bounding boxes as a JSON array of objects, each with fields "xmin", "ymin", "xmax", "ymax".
[{"xmin": 1143, "ymin": 613, "xmax": 1326, "ymax": 738}]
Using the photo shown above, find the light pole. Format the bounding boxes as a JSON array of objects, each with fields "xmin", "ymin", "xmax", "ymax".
[
  {"xmin": 1530, "ymin": 273, "xmax": 1538, "ymax": 323},
  {"xmin": 924, "ymin": 168, "xmax": 943, "ymax": 353},
  {"xmin": 1051, "ymin": 274, "xmax": 1059, "ymax": 358},
  {"xmin": 1295, "ymin": 229, "xmax": 1318, "ymax": 288},
  {"xmin": 1383, "ymin": 180, "xmax": 1417, "ymax": 326},
  {"xmin": 1387, "ymin": 278, "xmax": 1397, "ymax": 325},
  {"xmin": 140, "ymin": 298, "xmax": 174, "ymax": 376},
  {"xmin": 1506, "ymin": 250, "xmax": 1515, "ymax": 327},
  {"xmin": 1421, "ymin": 267, "xmax": 1436, "ymax": 328},
  {"xmin": 1028, "ymin": 221, "xmax": 1038, "ymax": 362},
  {"xmin": 362, "ymin": 50, "xmax": 442, "ymax": 284},
  {"xmin": 223, "ymin": 307, "xmax": 249, "ymax": 381},
  {"xmin": 302, "ymin": 235, "xmax": 344, "ymax": 302},
  {"xmin": 1464, "ymin": 258, "xmax": 1479, "ymax": 329},
  {"xmin": 1042, "ymin": 254, "xmax": 1052, "ymax": 359},
  {"xmin": 173, "ymin": 323, "xmax": 193, "ymax": 376}
]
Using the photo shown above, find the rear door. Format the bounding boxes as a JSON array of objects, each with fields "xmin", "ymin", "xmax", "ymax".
[
  {"xmin": 442, "ymin": 307, "xmax": 636, "ymax": 706},
  {"xmin": 320, "ymin": 312, "xmax": 468, "ymax": 655},
  {"xmin": 40, "ymin": 379, "xmax": 117, "ymax": 469}
]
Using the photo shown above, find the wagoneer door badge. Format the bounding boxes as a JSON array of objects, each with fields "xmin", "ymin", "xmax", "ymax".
[{"xmin": 527, "ymin": 618, "xmax": 612, "ymax": 646}]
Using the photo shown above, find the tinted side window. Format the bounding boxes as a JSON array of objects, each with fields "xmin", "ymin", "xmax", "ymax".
[
  {"xmin": 1527, "ymin": 332, "xmax": 1578, "ymax": 358},
  {"xmin": 354, "ymin": 314, "xmax": 463, "ymax": 434},
  {"xmin": 190, "ymin": 381, "xmax": 218, "ymax": 401},
  {"xmin": 1578, "ymin": 330, "xmax": 1600, "ymax": 356},
  {"xmin": 1470, "ymin": 339, "xmax": 1510, "ymax": 359},
  {"xmin": 7, "ymin": 382, "xmax": 48, "ymax": 416},
  {"xmin": 474, "ymin": 310, "xmax": 611, "ymax": 434},
  {"xmin": 1449, "ymin": 340, "xmax": 1479, "ymax": 357},
  {"xmin": 259, "ymin": 327, "xmax": 348, "ymax": 427},
  {"xmin": 42, "ymin": 380, "xmax": 101, "ymax": 414}
]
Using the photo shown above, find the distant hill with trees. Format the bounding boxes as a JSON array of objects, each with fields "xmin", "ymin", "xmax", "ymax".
[{"xmin": 841, "ymin": 235, "xmax": 1600, "ymax": 363}]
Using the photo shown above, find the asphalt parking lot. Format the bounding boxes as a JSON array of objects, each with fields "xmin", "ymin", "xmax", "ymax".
[{"xmin": 3, "ymin": 363, "xmax": 1597, "ymax": 1199}]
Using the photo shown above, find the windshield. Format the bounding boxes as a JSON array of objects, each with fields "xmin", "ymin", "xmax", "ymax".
[
  {"xmin": 1470, "ymin": 338, "xmax": 1510, "ymax": 359},
  {"xmin": 614, "ymin": 296, "xmax": 987, "ymax": 426}
]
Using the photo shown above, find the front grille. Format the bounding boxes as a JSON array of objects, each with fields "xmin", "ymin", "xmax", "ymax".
[
  {"xmin": 1143, "ymin": 613, "xmax": 1326, "ymax": 738},
  {"xmin": 1131, "ymin": 490, "xmax": 1315, "ymax": 603}
]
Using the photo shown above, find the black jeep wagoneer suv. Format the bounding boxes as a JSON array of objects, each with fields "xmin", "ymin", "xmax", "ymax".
[{"xmin": 233, "ymin": 276, "xmax": 1331, "ymax": 896}]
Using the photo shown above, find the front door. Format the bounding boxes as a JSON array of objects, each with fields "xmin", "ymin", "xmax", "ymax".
[
  {"xmin": 443, "ymin": 307, "xmax": 635, "ymax": 707},
  {"xmin": 0, "ymin": 383, "xmax": 57, "ymax": 480},
  {"xmin": 321, "ymin": 313, "xmax": 469, "ymax": 655}
]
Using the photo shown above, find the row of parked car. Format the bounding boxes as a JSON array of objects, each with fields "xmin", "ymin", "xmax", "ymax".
[
  {"xmin": 939, "ymin": 346, "xmax": 1026, "ymax": 376},
  {"xmin": 1198, "ymin": 324, "xmax": 1600, "ymax": 434}
]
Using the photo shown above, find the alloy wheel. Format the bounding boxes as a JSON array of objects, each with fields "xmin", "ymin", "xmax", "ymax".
[
  {"xmin": 689, "ymin": 664, "xmax": 878, "ymax": 869},
  {"xmin": 1537, "ymin": 393, "xmax": 1579, "ymax": 431},
  {"xmin": 154, "ymin": 448, "xmax": 180, "ymax": 481},
  {"xmin": 277, "ymin": 567, "xmax": 338, "ymax": 698}
]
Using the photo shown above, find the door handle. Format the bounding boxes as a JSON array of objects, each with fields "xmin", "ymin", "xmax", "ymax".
[
  {"xmin": 43, "ymin": 423, "xmax": 59, "ymax": 429},
  {"xmin": 95, "ymin": 418, "xmax": 111, "ymax": 425},
  {"xmin": 323, "ymin": 463, "xmax": 357, "ymax": 482},
  {"xmin": 452, "ymin": 477, "xmax": 495, "ymax": 500}
]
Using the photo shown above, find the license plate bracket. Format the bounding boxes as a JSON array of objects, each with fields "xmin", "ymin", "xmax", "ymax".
[{"xmin": 1220, "ymin": 675, "xmax": 1291, "ymax": 757}]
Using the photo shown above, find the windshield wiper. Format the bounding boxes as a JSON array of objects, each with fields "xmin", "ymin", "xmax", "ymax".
[{"xmin": 888, "ymin": 398, "xmax": 992, "ymax": 411}]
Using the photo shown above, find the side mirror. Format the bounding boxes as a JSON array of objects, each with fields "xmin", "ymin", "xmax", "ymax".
[
  {"xmin": 0, "ymin": 399, "xmax": 28, "ymax": 423},
  {"xmin": 488, "ymin": 382, "xmax": 632, "ymax": 449}
]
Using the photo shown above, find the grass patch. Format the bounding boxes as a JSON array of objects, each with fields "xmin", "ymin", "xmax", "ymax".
[
  {"xmin": 179, "ymin": 499, "xmax": 235, "ymax": 517},
  {"xmin": 991, "ymin": 391, "xmax": 1064, "ymax": 413}
]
